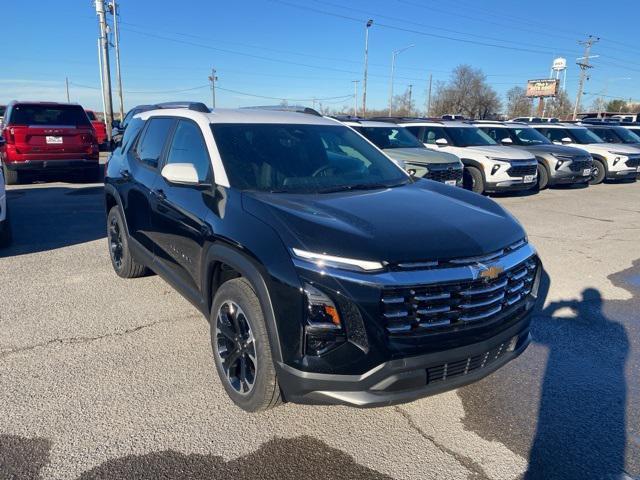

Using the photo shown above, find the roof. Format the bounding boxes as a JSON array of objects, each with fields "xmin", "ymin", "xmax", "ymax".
[
  {"xmin": 342, "ymin": 120, "xmax": 403, "ymax": 128},
  {"xmin": 474, "ymin": 120, "xmax": 531, "ymax": 127},
  {"xmin": 528, "ymin": 122, "xmax": 586, "ymax": 128},
  {"xmin": 138, "ymin": 107, "xmax": 340, "ymax": 126},
  {"xmin": 398, "ymin": 119, "xmax": 473, "ymax": 127}
]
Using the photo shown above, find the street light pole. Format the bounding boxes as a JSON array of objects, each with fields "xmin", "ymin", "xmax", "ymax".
[
  {"xmin": 208, "ymin": 68, "xmax": 218, "ymax": 109},
  {"xmin": 388, "ymin": 44, "xmax": 414, "ymax": 116},
  {"xmin": 352, "ymin": 80, "xmax": 359, "ymax": 117},
  {"xmin": 361, "ymin": 19, "xmax": 373, "ymax": 118}
]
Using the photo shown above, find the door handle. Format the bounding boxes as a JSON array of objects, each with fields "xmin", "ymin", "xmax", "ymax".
[{"xmin": 152, "ymin": 188, "xmax": 166, "ymax": 201}]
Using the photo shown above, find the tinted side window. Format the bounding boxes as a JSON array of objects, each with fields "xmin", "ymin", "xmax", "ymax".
[
  {"xmin": 166, "ymin": 120, "xmax": 211, "ymax": 182},
  {"xmin": 422, "ymin": 126, "xmax": 447, "ymax": 144},
  {"xmin": 121, "ymin": 117, "xmax": 145, "ymax": 152},
  {"xmin": 134, "ymin": 118, "xmax": 175, "ymax": 168},
  {"xmin": 405, "ymin": 126, "xmax": 422, "ymax": 141},
  {"xmin": 592, "ymin": 128, "xmax": 616, "ymax": 143},
  {"xmin": 482, "ymin": 127, "xmax": 510, "ymax": 142},
  {"xmin": 540, "ymin": 128, "xmax": 568, "ymax": 143}
]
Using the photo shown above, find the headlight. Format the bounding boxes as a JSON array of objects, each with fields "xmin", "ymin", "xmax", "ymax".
[
  {"xmin": 291, "ymin": 248, "xmax": 384, "ymax": 272},
  {"xmin": 303, "ymin": 283, "xmax": 346, "ymax": 355},
  {"xmin": 608, "ymin": 152, "xmax": 627, "ymax": 165}
]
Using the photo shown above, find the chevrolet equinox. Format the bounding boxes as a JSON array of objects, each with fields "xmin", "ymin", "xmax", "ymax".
[{"xmin": 104, "ymin": 103, "xmax": 543, "ymax": 412}]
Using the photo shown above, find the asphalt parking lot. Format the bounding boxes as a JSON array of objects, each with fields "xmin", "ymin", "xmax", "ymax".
[{"xmin": 1, "ymin": 174, "xmax": 639, "ymax": 479}]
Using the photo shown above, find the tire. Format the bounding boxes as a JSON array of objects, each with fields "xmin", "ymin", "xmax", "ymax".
[
  {"xmin": 107, "ymin": 206, "xmax": 147, "ymax": 278},
  {"xmin": 589, "ymin": 159, "xmax": 606, "ymax": 185},
  {"xmin": 210, "ymin": 277, "xmax": 282, "ymax": 412},
  {"xmin": 3, "ymin": 165, "xmax": 19, "ymax": 186},
  {"xmin": 463, "ymin": 166, "xmax": 485, "ymax": 194},
  {"xmin": 537, "ymin": 164, "xmax": 549, "ymax": 190}
]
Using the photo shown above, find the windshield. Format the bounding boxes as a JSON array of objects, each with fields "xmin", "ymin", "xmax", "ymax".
[
  {"xmin": 0, "ymin": 106, "xmax": 5, "ymax": 117},
  {"xmin": 568, "ymin": 128, "xmax": 605, "ymax": 144},
  {"xmin": 8, "ymin": 104, "xmax": 91, "ymax": 126},
  {"xmin": 354, "ymin": 126, "xmax": 424, "ymax": 149},
  {"xmin": 594, "ymin": 127, "xmax": 640, "ymax": 144},
  {"xmin": 445, "ymin": 127, "xmax": 497, "ymax": 147},
  {"xmin": 210, "ymin": 123, "xmax": 409, "ymax": 193},
  {"xmin": 510, "ymin": 127, "xmax": 550, "ymax": 145}
]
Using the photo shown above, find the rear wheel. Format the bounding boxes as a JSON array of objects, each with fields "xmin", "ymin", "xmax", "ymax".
[
  {"xmin": 589, "ymin": 159, "xmax": 606, "ymax": 185},
  {"xmin": 463, "ymin": 166, "xmax": 484, "ymax": 194},
  {"xmin": 537, "ymin": 164, "xmax": 549, "ymax": 190},
  {"xmin": 211, "ymin": 278, "xmax": 281, "ymax": 412},
  {"xmin": 107, "ymin": 206, "xmax": 147, "ymax": 278},
  {"xmin": 3, "ymin": 166, "xmax": 19, "ymax": 186}
]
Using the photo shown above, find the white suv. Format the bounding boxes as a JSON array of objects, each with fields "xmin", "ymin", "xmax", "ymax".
[
  {"xmin": 532, "ymin": 123, "xmax": 640, "ymax": 184},
  {"xmin": 393, "ymin": 119, "xmax": 538, "ymax": 194}
]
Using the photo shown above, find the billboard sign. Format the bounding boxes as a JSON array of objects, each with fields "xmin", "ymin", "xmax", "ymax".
[{"xmin": 526, "ymin": 79, "xmax": 559, "ymax": 98}]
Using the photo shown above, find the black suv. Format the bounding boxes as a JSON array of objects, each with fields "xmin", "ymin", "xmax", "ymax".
[{"xmin": 104, "ymin": 104, "xmax": 543, "ymax": 412}]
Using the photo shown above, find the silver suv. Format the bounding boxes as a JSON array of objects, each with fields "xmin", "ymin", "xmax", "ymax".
[
  {"xmin": 475, "ymin": 121, "xmax": 593, "ymax": 189},
  {"xmin": 341, "ymin": 119, "xmax": 464, "ymax": 186}
]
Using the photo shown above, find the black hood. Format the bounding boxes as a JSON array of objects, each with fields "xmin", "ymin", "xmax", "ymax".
[
  {"xmin": 514, "ymin": 144, "xmax": 589, "ymax": 156},
  {"xmin": 241, "ymin": 180, "xmax": 525, "ymax": 264}
]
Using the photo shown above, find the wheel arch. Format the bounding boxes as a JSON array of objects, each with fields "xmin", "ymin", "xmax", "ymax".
[
  {"xmin": 203, "ymin": 242, "xmax": 283, "ymax": 363},
  {"xmin": 104, "ymin": 184, "xmax": 131, "ymax": 237}
]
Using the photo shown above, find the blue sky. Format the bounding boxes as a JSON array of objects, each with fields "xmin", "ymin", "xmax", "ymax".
[{"xmin": 2, "ymin": 0, "xmax": 639, "ymax": 113}]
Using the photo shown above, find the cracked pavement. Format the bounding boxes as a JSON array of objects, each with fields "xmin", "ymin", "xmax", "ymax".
[{"xmin": 1, "ymin": 178, "xmax": 639, "ymax": 479}]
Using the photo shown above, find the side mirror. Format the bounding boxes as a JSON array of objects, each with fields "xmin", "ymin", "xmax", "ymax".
[
  {"xmin": 501, "ymin": 137, "xmax": 513, "ymax": 145},
  {"xmin": 435, "ymin": 138, "xmax": 448, "ymax": 146},
  {"xmin": 561, "ymin": 137, "xmax": 572, "ymax": 145},
  {"xmin": 161, "ymin": 163, "xmax": 200, "ymax": 185},
  {"xmin": 111, "ymin": 119, "xmax": 121, "ymax": 129}
]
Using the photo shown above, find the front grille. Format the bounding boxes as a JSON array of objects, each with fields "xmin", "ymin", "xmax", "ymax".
[
  {"xmin": 427, "ymin": 340, "xmax": 512, "ymax": 383},
  {"xmin": 626, "ymin": 156, "xmax": 640, "ymax": 168},
  {"xmin": 568, "ymin": 157, "xmax": 593, "ymax": 172},
  {"xmin": 425, "ymin": 164, "xmax": 463, "ymax": 184},
  {"xmin": 506, "ymin": 164, "xmax": 537, "ymax": 177},
  {"xmin": 381, "ymin": 256, "xmax": 537, "ymax": 335}
]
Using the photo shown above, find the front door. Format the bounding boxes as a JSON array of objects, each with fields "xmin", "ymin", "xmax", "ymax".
[{"xmin": 151, "ymin": 119, "xmax": 214, "ymax": 298}]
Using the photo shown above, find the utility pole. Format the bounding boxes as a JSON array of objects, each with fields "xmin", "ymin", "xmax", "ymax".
[
  {"xmin": 65, "ymin": 77, "xmax": 70, "ymax": 102},
  {"xmin": 208, "ymin": 68, "xmax": 218, "ymax": 109},
  {"xmin": 408, "ymin": 84, "xmax": 413, "ymax": 106},
  {"xmin": 95, "ymin": 0, "xmax": 114, "ymax": 140},
  {"xmin": 108, "ymin": 1, "xmax": 124, "ymax": 121},
  {"xmin": 426, "ymin": 73, "xmax": 432, "ymax": 117},
  {"xmin": 362, "ymin": 19, "xmax": 373, "ymax": 118},
  {"xmin": 352, "ymin": 80, "xmax": 359, "ymax": 117},
  {"xmin": 573, "ymin": 35, "xmax": 599, "ymax": 120}
]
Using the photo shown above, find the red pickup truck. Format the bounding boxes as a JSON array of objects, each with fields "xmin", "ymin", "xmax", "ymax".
[{"xmin": 85, "ymin": 110, "xmax": 108, "ymax": 149}]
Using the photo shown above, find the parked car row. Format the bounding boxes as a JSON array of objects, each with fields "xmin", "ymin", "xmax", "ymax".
[{"xmin": 328, "ymin": 116, "xmax": 639, "ymax": 195}]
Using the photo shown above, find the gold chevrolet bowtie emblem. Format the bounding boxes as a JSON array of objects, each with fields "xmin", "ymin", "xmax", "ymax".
[{"xmin": 479, "ymin": 265, "xmax": 504, "ymax": 281}]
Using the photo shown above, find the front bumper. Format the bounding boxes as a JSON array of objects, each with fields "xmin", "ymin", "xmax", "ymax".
[
  {"xmin": 277, "ymin": 312, "xmax": 532, "ymax": 407},
  {"xmin": 606, "ymin": 168, "xmax": 639, "ymax": 181},
  {"xmin": 485, "ymin": 179, "xmax": 536, "ymax": 193}
]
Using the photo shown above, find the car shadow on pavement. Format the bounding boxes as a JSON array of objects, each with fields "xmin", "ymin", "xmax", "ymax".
[
  {"xmin": 524, "ymin": 270, "xmax": 630, "ymax": 479},
  {"xmin": 0, "ymin": 434, "xmax": 52, "ymax": 479},
  {"xmin": 0, "ymin": 185, "xmax": 106, "ymax": 258}
]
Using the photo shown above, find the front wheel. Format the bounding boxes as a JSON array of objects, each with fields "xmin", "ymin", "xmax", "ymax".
[
  {"xmin": 211, "ymin": 278, "xmax": 281, "ymax": 412},
  {"xmin": 589, "ymin": 159, "xmax": 606, "ymax": 185},
  {"xmin": 107, "ymin": 206, "xmax": 147, "ymax": 278},
  {"xmin": 463, "ymin": 166, "xmax": 485, "ymax": 194},
  {"xmin": 536, "ymin": 164, "xmax": 549, "ymax": 190}
]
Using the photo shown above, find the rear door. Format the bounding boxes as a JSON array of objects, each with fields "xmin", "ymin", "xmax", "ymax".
[
  {"xmin": 7, "ymin": 104, "xmax": 94, "ymax": 155},
  {"xmin": 123, "ymin": 116, "xmax": 176, "ymax": 254},
  {"xmin": 150, "ymin": 119, "xmax": 213, "ymax": 298}
]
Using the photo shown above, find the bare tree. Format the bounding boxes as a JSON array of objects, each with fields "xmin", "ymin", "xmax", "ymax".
[
  {"xmin": 391, "ymin": 87, "xmax": 417, "ymax": 117},
  {"xmin": 506, "ymin": 86, "xmax": 532, "ymax": 118},
  {"xmin": 545, "ymin": 90, "xmax": 573, "ymax": 119},
  {"xmin": 430, "ymin": 65, "xmax": 502, "ymax": 119}
]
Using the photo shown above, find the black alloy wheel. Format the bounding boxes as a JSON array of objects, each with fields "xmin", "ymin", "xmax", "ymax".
[{"xmin": 215, "ymin": 301, "xmax": 257, "ymax": 395}]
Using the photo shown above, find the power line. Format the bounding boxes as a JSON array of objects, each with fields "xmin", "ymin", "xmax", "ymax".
[{"xmin": 573, "ymin": 35, "xmax": 599, "ymax": 120}]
